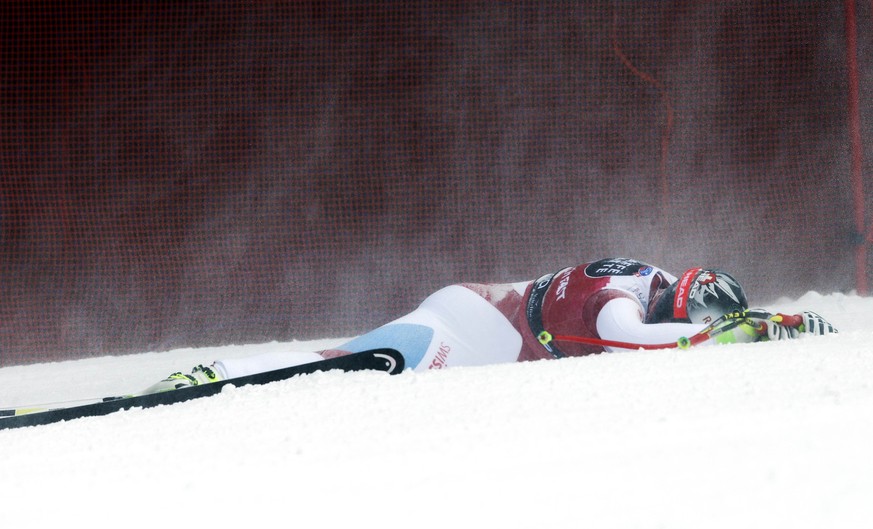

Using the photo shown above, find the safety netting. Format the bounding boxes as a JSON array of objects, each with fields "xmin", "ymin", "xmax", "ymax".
[{"xmin": 0, "ymin": 1, "xmax": 868, "ymax": 364}]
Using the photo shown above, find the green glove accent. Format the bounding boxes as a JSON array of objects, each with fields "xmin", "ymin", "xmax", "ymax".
[{"xmin": 713, "ymin": 319, "xmax": 763, "ymax": 345}]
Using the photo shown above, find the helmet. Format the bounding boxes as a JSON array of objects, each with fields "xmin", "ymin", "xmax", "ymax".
[{"xmin": 646, "ymin": 267, "xmax": 748, "ymax": 325}]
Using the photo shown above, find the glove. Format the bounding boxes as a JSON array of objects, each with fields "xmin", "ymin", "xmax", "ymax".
[
  {"xmin": 709, "ymin": 309, "xmax": 838, "ymax": 345},
  {"xmin": 765, "ymin": 318, "xmax": 801, "ymax": 341},
  {"xmin": 797, "ymin": 311, "xmax": 838, "ymax": 336},
  {"xmin": 741, "ymin": 309, "xmax": 798, "ymax": 342},
  {"xmin": 750, "ymin": 310, "xmax": 838, "ymax": 341}
]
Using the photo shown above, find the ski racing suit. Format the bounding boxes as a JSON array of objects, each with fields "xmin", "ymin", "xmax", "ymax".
[{"xmin": 217, "ymin": 258, "xmax": 712, "ymax": 378}]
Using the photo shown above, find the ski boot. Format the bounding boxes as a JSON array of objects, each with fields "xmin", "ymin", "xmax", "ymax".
[{"xmin": 142, "ymin": 364, "xmax": 224, "ymax": 394}]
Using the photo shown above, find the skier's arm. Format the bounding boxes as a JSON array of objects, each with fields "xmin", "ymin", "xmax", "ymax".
[
  {"xmin": 595, "ymin": 297, "xmax": 770, "ymax": 351},
  {"xmin": 596, "ymin": 299, "xmax": 838, "ymax": 353},
  {"xmin": 595, "ymin": 297, "xmax": 709, "ymax": 351}
]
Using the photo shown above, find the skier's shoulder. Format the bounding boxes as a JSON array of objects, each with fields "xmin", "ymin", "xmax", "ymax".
[
  {"xmin": 579, "ymin": 257, "xmax": 661, "ymax": 278},
  {"xmin": 560, "ymin": 258, "xmax": 670, "ymax": 310}
]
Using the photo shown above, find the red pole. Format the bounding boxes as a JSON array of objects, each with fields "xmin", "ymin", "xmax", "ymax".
[{"xmin": 845, "ymin": 0, "xmax": 868, "ymax": 295}]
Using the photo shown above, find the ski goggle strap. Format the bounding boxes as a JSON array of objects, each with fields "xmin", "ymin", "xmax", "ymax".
[{"xmin": 673, "ymin": 267, "xmax": 702, "ymax": 320}]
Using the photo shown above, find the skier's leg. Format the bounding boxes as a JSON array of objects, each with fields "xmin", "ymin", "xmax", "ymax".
[
  {"xmin": 335, "ymin": 285, "xmax": 522, "ymax": 371},
  {"xmin": 411, "ymin": 284, "xmax": 522, "ymax": 369},
  {"xmin": 142, "ymin": 285, "xmax": 522, "ymax": 393}
]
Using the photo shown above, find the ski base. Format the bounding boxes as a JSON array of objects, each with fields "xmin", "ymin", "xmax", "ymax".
[{"xmin": 0, "ymin": 348, "xmax": 404, "ymax": 430}]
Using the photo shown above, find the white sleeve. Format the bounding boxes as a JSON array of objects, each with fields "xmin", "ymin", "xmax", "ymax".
[{"xmin": 595, "ymin": 297, "xmax": 709, "ymax": 352}]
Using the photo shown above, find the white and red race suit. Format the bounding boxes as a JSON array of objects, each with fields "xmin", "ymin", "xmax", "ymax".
[{"xmin": 217, "ymin": 258, "xmax": 711, "ymax": 378}]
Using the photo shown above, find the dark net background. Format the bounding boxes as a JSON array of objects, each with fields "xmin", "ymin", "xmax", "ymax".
[{"xmin": 0, "ymin": 2, "xmax": 867, "ymax": 365}]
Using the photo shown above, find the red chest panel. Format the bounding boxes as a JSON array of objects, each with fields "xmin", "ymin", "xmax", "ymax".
[{"xmin": 539, "ymin": 268, "xmax": 618, "ymax": 356}]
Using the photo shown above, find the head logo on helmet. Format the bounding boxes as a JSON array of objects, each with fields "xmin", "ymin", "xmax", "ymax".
[{"xmin": 646, "ymin": 267, "xmax": 749, "ymax": 325}]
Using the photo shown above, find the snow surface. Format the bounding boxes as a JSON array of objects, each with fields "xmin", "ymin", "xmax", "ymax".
[{"xmin": 1, "ymin": 291, "xmax": 872, "ymax": 529}]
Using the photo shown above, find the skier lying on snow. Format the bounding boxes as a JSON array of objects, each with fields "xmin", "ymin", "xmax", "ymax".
[{"xmin": 144, "ymin": 257, "xmax": 838, "ymax": 393}]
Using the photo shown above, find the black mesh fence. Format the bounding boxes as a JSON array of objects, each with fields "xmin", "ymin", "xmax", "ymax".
[{"xmin": 0, "ymin": 1, "xmax": 867, "ymax": 365}]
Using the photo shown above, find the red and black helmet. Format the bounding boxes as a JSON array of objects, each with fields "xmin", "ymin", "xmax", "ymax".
[{"xmin": 646, "ymin": 268, "xmax": 749, "ymax": 325}]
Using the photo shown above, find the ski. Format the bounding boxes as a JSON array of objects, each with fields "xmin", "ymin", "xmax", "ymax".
[{"xmin": 0, "ymin": 348, "xmax": 404, "ymax": 430}]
